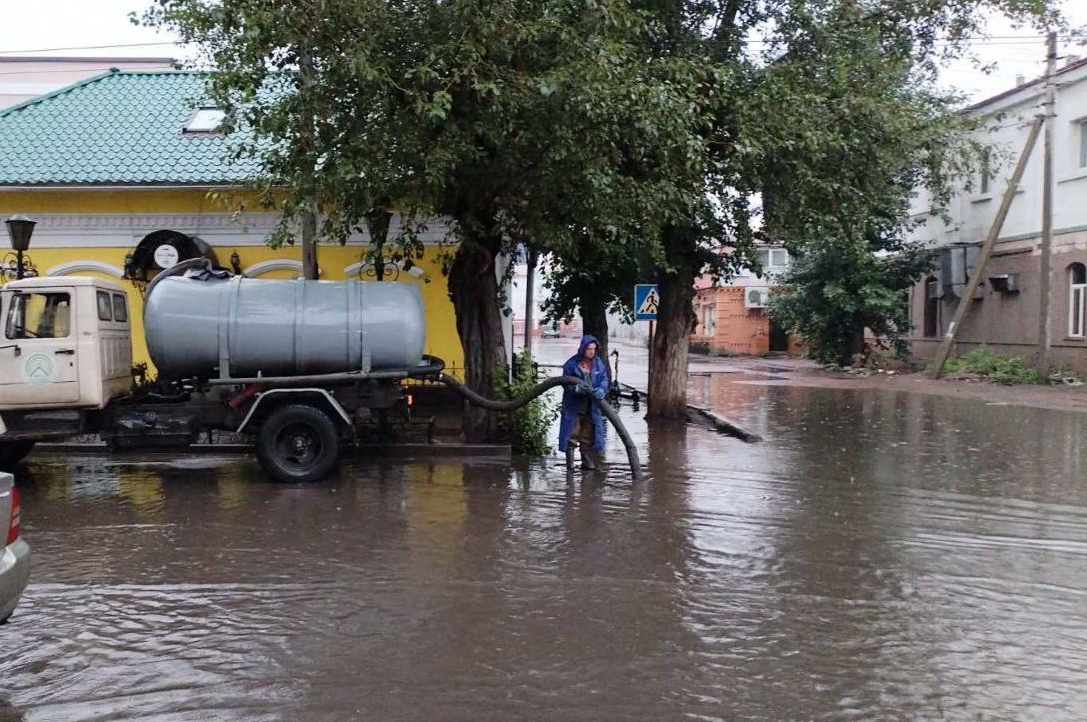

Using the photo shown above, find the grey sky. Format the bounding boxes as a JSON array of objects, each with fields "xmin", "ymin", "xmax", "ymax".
[{"xmin": 0, "ymin": 0, "xmax": 1085, "ymax": 104}]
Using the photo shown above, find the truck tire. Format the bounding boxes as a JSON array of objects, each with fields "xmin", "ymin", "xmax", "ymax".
[
  {"xmin": 255, "ymin": 404, "xmax": 341, "ymax": 483},
  {"xmin": 0, "ymin": 441, "xmax": 36, "ymax": 471}
]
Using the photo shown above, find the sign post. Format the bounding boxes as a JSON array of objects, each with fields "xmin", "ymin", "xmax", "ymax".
[{"xmin": 634, "ymin": 284, "xmax": 659, "ymax": 397}]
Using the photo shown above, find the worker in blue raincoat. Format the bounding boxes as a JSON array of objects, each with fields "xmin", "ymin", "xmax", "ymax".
[{"xmin": 558, "ymin": 335, "xmax": 609, "ymax": 469}]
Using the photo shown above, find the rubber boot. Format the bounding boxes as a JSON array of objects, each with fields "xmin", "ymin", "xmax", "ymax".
[
  {"xmin": 580, "ymin": 447, "xmax": 596, "ymax": 470},
  {"xmin": 565, "ymin": 444, "xmax": 577, "ymax": 469}
]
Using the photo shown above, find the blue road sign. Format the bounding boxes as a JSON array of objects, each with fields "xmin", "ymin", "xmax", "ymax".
[{"xmin": 634, "ymin": 284, "xmax": 660, "ymax": 321}]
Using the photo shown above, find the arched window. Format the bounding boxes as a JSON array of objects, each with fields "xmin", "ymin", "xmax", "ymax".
[
  {"xmin": 1070, "ymin": 263, "xmax": 1087, "ymax": 338},
  {"xmin": 923, "ymin": 276, "xmax": 940, "ymax": 338}
]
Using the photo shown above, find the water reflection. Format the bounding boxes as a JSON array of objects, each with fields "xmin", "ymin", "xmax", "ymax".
[{"xmin": 2, "ymin": 386, "xmax": 1086, "ymax": 721}]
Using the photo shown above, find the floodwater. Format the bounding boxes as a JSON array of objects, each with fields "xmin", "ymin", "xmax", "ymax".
[{"xmin": 2, "ymin": 381, "xmax": 1087, "ymax": 721}]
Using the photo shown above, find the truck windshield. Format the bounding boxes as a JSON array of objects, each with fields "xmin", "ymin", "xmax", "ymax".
[{"xmin": 5, "ymin": 292, "xmax": 72, "ymax": 340}]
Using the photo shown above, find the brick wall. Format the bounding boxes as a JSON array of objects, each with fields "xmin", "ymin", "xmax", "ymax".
[{"xmin": 692, "ymin": 286, "xmax": 773, "ymax": 355}]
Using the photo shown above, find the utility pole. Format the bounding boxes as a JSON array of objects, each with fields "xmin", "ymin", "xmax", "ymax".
[
  {"xmin": 523, "ymin": 248, "xmax": 538, "ymax": 357},
  {"xmin": 1037, "ymin": 31, "xmax": 1058, "ymax": 378},
  {"xmin": 299, "ymin": 46, "xmax": 319, "ymax": 281},
  {"xmin": 929, "ymin": 116, "xmax": 1044, "ymax": 378}
]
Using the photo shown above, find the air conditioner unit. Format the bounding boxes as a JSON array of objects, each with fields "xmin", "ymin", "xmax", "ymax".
[
  {"xmin": 989, "ymin": 274, "xmax": 1020, "ymax": 294},
  {"xmin": 745, "ymin": 287, "xmax": 770, "ymax": 309}
]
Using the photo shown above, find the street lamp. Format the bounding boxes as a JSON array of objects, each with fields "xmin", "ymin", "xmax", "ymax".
[{"xmin": 5, "ymin": 215, "xmax": 36, "ymax": 280}]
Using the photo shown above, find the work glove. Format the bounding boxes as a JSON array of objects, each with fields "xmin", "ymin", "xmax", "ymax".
[
  {"xmin": 592, "ymin": 387, "xmax": 607, "ymax": 400},
  {"xmin": 576, "ymin": 382, "xmax": 592, "ymax": 395}
]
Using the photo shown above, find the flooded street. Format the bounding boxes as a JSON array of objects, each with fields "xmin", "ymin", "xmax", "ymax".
[{"xmin": 2, "ymin": 378, "xmax": 1087, "ymax": 720}]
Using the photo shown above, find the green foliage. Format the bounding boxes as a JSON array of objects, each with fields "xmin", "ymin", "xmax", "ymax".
[
  {"xmin": 769, "ymin": 244, "xmax": 937, "ymax": 365},
  {"xmin": 942, "ymin": 347, "xmax": 1041, "ymax": 384},
  {"xmin": 140, "ymin": 0, "xmax": 1062, "ymax": 413},
  {"xmin": 140, "ymin": 0, "xmax": 711, "ymax": 263},
  {"xmin": 494, "ymin": 355, "xmax": 558, "ymax": 456},
  {"xmin": 756, "ymin": 4, "xmax": 991, "ymax": 365}
]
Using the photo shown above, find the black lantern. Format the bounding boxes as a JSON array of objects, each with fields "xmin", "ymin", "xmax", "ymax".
[
  {"xmin": 5, "ymin": 215, "xmax": 36, "ymax": 280},
  {"xmin": 230, "ymin": 250, "xmax": 242, "ymax": 276}
]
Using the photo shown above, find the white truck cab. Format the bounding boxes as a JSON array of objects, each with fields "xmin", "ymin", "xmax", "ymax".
[{"xmin": 0, "ymin": 277, "xmax": 132, "ymax": 412}]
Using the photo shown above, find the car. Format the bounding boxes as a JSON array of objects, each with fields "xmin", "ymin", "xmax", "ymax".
[
  {"xmin": 0, "ymin": 472, "xmax": 30, "ymax": 624},
  {"xmin": 541, "ymin": 324, "xmax": 561, "ymax": 338}
]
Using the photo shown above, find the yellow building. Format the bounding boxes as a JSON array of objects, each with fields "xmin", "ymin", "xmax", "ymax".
[{"xmin": 0, "ymin": 70, "xmax": 466, "ymax": 375}]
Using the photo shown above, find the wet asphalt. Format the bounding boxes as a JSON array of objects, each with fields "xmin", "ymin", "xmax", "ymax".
[{"xmin": 1, "ymin": 349, "xmax": 1086, "ymax": 720}]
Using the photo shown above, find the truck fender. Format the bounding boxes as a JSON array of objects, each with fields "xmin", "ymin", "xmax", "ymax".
[{"xmin": 236, "ymin": 389, "xmax": 353, "ymax": 435}]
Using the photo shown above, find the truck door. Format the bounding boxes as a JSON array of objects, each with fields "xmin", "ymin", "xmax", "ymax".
[{"xmin": 0, "ymin": 288, "xmax": 80, "ymax": 404}]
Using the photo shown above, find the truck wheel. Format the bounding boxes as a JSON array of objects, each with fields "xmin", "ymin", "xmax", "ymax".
[
  {"xmin": 0, "ymin": 441, "xmax": 36, "ymax": 471},
  {"xmin": 255, "ymin": 405, "xmax": 341, "ymax": 483}
]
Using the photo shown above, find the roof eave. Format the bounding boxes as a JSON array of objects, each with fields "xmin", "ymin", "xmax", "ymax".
[
  {"xmin": 0, "ymin": 181, "xmax": 259, "ymax": 190},
  {"xmin": 966, "ymin": 56, "xmax": 1087, "ymax": 114}
]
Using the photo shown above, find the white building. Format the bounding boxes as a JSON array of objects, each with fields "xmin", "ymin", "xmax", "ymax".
[{"xmin": 905, "ymin": 57, "xmax": 1087, "ymax": 370}]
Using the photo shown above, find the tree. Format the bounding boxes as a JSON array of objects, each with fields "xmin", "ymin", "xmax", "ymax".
[
  {"xmin": 145, "ymin": 0, "xmax": 1059, "ymax": 430},
  {"xmin": 144, "ymin": 0, "xmax": 714, "ymax": 440},
  {"xmin": 541, "ymin": 228, "xmax": 649, "ymax": 379},
  {"xmin": 770, "ymin": 243, "xmax": 938, "ymax": 365},
  {"xmin": 632, "ymin": 0, "xmax": 1059, "ymax": 418},
  {"xmin": 751, "ymin": 3, "xmax": 1058, "ymax": 364},
  {"xmin": 757, "ymin": 12, "xmax": 964, "ymax": 364}
]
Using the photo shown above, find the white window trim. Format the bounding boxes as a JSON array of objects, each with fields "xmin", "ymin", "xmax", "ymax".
[
  {"xmin": 1070, "ymin": 281, "xmax": 1086, "ymax": 339},
  {"xmin": 979, "ymin": 146, "xmax": 992, "ymax": 194},
  {"xmin": 1079, "ymin": 118, "xmax": 1087, "ymax": 170}
]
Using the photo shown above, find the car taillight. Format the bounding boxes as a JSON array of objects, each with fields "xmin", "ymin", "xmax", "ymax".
[{"xmin": 6, "ymin": 486, "xmax": 20, "ymax": 545}]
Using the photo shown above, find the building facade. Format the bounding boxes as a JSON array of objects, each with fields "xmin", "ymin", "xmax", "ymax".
[
  {"xmin": 906, "ymin": 58, "xmax": 1087, "ymax": 370},
  {"xmin": 690, "ymin": 247, "xmax": 798, "ymax": 356},
  {"xmin": 0, "ymin": 70, "xmax": 468, "ymax": 375}
]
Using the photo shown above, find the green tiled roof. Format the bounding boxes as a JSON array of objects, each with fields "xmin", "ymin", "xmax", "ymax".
[{"xmin": 0, "ymin": 70, "xmax": 262, "ymax": 186}]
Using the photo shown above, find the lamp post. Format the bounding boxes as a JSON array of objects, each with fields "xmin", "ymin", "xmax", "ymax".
[{"xmin": 5, "ymin": 215, "xmax": 36, "ymax": 280}]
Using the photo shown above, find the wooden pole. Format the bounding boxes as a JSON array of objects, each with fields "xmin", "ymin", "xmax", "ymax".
[
  {"xmin": 647, "ymin": 319, "xmax": 655, "ymax": 397},
  {"xmin": 1037, "ymin": 31, "xmax": 1058, "ymax": 377},
  {"xmin": 523, "ymin": 248, "xmax": 538, "ymax": 357},
  {"xmin": 929, "ymin": 116, "xmax": 1044, "ymax": 378}
]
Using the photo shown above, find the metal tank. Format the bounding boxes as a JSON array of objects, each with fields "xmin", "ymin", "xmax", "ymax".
[{"xmin": 143, "ymin": 273, "xmax": 427, "ymax": 379}]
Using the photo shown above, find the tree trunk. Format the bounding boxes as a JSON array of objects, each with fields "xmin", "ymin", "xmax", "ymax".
[
  {"xmin": 449, "ymin": 240, "xmax": 508, "ymax": 442},
  {"xmin": 298, "ymin": 47, "xmax": 319, "ymax": 281},
  {"xmin": 365, "ymin": 207, "xmax": 393, "ymax": 282},
  {"xmin": 845, "ymin": 327, "xmax": 866, "ymax": 366},
  {"xmin": 648, "ymin": 255, "xmax": 696, "ymax": 420},
  {"xmin": 580, "ymin": 295, "xmax": 611, "ymax": 382}
]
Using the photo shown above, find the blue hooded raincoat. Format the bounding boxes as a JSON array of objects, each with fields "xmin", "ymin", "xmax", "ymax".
[{"xmin": 558, "ymin": 335, "xmax": 609, "ymax": 452}]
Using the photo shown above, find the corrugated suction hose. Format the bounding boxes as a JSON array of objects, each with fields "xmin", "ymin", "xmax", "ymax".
[{"xmin": 439, "ymin": 374, "xmax": 643, "ymax": 480}]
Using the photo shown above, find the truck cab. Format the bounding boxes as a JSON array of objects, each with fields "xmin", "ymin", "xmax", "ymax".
[{"xmin": 0, "ymin": 277, "xmax": 132, "ymax": 412}]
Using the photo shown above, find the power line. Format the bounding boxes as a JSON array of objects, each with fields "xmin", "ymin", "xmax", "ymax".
[
  {"xmin": 0, "ymin": 41, "xmax": 183, "ymax": 56},
  {"xmin": 0, "ymin": 32, "xmax": 1080, "ymax": 58},
  {"xmin": 0, "ymin": 66, "xmax": 175, "ymax": 78}
]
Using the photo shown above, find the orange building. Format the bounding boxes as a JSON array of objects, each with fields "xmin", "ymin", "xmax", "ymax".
[{"xmin": 689, "ymin": 248, "xmax": 800, "ymax": 356}]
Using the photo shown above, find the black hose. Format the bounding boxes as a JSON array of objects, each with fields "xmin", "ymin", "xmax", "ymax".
[
  {"xmin": 439, "ymin": 374, "xmax": 642, "ymax": 480},
  {"xmin": 143, "ymin": 257, "xmax": 216, "ymax": 312}
]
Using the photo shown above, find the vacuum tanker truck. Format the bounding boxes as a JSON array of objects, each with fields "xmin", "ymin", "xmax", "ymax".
[{"xmin": 0, "ymin": 260, "xmax": 445, "ymax": 482}]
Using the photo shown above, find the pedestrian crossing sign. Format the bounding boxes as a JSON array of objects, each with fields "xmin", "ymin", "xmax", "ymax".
[{"xmin": 634, "ymin": 284, "xmax": 659, "ymax": 321}]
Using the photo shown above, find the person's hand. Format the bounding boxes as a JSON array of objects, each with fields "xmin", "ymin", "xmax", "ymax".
[
  {"xmin": 576, "ymin": 382, "xmax": 592, "ymax": 395},
  {"xmin": 592, "ymin": 387, "xmax": 607, "ymax": 400}
]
